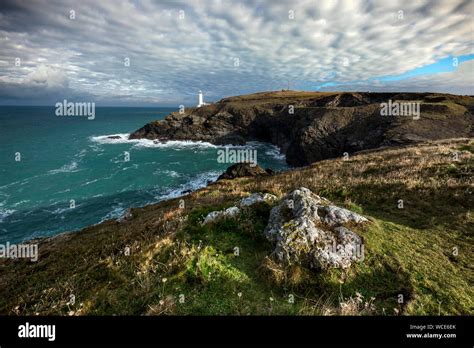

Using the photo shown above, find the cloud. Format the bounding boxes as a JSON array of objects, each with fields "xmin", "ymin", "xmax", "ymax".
[
  {"xmin": 317, "ymin": 60, "xmax": 474, "ymax": 95},
  {"xmin": 0, "ymin": 0, "xmax": 472, "ymax": 105}
]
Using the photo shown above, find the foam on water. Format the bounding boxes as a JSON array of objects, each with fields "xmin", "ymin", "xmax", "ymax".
[
  {"xmin": 155, "ymin": 170, "xmax": 221, "ymax": 202},
  {"xmin": 100, "ymin": 205, "xmax": 126, "ymax": 223},
  {"xmin": 90, "ymin": 134, "xmax": 287, "ymax": 161},
  {"xmin": 154, "ymin": 169, "xmax": 181, "ymax": 177},
  {"xmin": 0, "ymin": 199, "xmax": 14, "ymax": 223},
  {"xmin": 11, "ymin": 200, "xmax": 30, "ymax": 207},
  {"xmin": 50, "ymin": 207, "xmax": 73, "ymax": 215},
  {"xmin": 48, "ymin": 161, "xmax": 80, "ymax": 174},
  {"xmin": 265, "ymin": 145, "xmax": 286, "ymax": 160},
  {"xmin": 89, "ymin": 133, "xmax": 131, "ymax": 144},
  {"xmin": 0, "ymin": 208, "xmax": 15, "ymax": 223},
  {"xmin": 90, "ymin": 133, "xmax": 218, "ymax": 149},
  {"xmin": 0, "ymin": 106, "xmax": 289, "ymax": 243}
]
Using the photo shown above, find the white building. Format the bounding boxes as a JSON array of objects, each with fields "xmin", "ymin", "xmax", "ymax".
[{"xmin": 197, "ymin": 90, "xmax": 208, "ymax": 107}]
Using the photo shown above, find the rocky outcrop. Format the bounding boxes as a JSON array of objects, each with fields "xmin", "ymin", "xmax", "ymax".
[
  {"xmin": 264, "ymin": 187, "xmax": 367, "ymax": 270},
  {"xmin": 129, "ymin": 91, "xmax": 474, "ymax": 166},
  {"xmin": 217, "ymin": 163, "xmax": 269, "ymax": 180},
  {"xmin": 202, "ymin": 192, "xmax": 278, "ymax": 225},
  {"xmin": 239, "ymin": 193, "xmax": 278, "ymax": 207},
  {"xmin": 202, "ymin": 207, "xmax": 240, "ymax": 225}
]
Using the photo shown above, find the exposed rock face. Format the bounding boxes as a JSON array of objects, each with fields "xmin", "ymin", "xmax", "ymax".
[
  {"xmin": 202, "ymin": 207, "xmax": 240, "ymax": 225},
  {"xmin": 129, "ymin": 91, "xmax": 474, "ymax": 166},
  {"xmin": 239, "ymin": 193, "xmax": 278, "ymax": 207},
  {"xmin": 202, "ymin": 192, "xmax": 278, "ymax": 225},
  {"xmin": 322, "ymin": 205, "xmax": 368, "ymax": 226},
  {"xmin": 264, "ymin": 187, "xmax": 367, "ymax": 270},
  {"xmin": 217, "ymin": 163, "xmax": 269, "ymax": 180}
]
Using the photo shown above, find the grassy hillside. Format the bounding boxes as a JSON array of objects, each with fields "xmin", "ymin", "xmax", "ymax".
[{"xmin": 0, "ymin": 138, "xmax": 472, "ymax": 315}]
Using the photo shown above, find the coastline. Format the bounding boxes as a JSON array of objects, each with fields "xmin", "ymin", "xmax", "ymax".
[
  {"xmin": 21, "ymin": 137, "xmax": 290, "ymax": 245},
  {"xmin": 1, "ymin": 92, "xmax": 473, "ymax": 316},
  {"xmin": 128, "ymin": 91, "xmax": 474, "ymax": 166},
  {"xmin": 23, "ymin": 136, "xmax": 469, "ymax": 247},
  {"xmin": 1, "ymin": 137, "xmax": 472, "ymax": 315},
  {"xmin": 13, "ymin": 87, "xmax": 474, "ymax": 245}
]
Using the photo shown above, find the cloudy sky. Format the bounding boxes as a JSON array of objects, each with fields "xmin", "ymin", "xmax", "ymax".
[{"xmin": 0, "ymin": 0, "xmax": 472, "ymax": 106}]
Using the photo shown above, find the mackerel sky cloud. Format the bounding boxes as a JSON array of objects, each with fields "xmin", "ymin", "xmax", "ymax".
[{"xmin": 0, "ymin": 0, "xmax": 472, "ymax": 105}]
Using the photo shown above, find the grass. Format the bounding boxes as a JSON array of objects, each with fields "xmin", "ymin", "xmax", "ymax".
[{"xmin": 0, "ymin": 138, "xmax": 472, "ymax": 315}]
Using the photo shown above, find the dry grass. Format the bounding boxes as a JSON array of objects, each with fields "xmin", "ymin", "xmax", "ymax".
[{"xmin": 0, "ymin": 138, "xmax": 472, "ymax": 315}]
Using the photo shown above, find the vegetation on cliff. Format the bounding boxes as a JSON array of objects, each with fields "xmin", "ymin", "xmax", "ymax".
[{"xmin": 0, "ymin": 138, "xmax": 472, "ymax": 315}]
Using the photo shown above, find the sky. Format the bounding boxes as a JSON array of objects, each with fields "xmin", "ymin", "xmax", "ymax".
[{"xmin": 0, "ymin": 0, "xmax": 473, "ymax": 106}]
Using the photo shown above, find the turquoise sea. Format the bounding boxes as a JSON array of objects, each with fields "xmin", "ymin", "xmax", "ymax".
[{"xmin": 0, "ymin": 106, "xmax": 288, "ymax": 243}]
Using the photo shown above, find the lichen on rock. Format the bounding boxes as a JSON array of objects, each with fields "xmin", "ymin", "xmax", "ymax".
[
  {"xmin": 239, "ymin": 192, "xmax": 278, "ymax": 207},
  {"xmin": 264, "ymin": 187, "xmax": 367, "ymax": 270},
  {"xmin": 202, "ymin": 206, "xmax": 240, "ymax": 225},
  {"xmin": 201, "ymin": 192, "xmax": 278, "ymax": 225}
]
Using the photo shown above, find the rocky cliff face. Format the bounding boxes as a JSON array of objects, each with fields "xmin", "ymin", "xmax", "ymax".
[{"xmin": 129, "ymin": 91, "xmax": 474, "ymax": 166}]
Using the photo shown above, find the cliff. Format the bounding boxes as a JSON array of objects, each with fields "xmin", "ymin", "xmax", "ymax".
[{"xmin": 129, "ymin": 91, "xmax": 474, "ymax": 166}]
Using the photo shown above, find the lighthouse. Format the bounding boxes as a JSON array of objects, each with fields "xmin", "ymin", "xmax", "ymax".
[{"xmin": 197, "ymin": 90, "xmax": 207, "ymax": 107}]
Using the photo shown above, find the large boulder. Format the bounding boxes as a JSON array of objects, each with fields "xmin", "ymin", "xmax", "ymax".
[
  {"xmin": 264, "ymin": 187, "xmax": 367, "ymax": 270},
  {"xmin": 217, "ymin": 163, "xmax": 269, "ymax": 180}
]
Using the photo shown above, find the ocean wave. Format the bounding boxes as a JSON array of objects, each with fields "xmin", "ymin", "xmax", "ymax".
[
  {"xmin": 265, "ymin": 145, "xmax": 286, "ymax": 160},
  {"xmin": 0, "ymin": 207, "xmax": 16, "ymax": 223},
  {"xmin": 89, "ymin": 133, "xmax": 131, "ymax": 144},
  {"xmin": 122, "ymin": 164, "xmax": 139, "ymax": 171},
  {"xmin": 48, "ymin": 161, "xmax": 80, "ymax": 174},
  {"xmin": 89, "ymin": 133, "xmax": 218, "ymax": 149},
  {"xmin": 155, "ymin": 170, "xmax": 221, "ymax": 201},
  {"xmin": 81, "ymin": 178, "xmax": 99, "ymax": 186},
  {"xmin": 0, "ymin": 176, "xmax": 40, "ymax": 189},
  {"xmin": 153, "ymin": 169, "xmax": 181, "ymax": 178},
  {"xmin": 99, "ymin": 205, "xmax": 126, "ymax": 223},
  {"xmin": 80, "ymin": 172, "xmax": 116, "ymax": 187},
  {"xmin": 50, "ymin": 206, "xmax": 74, "ymax": 215},
  {"xmin": 74, "ymin": 148, "xmax": 88, "ymax": 160},
  {"xmin": 11, "ymin": 200, "xmax": 30, "ymax": 207},
  {"xmin": 135, "ymin": 139, "xmax": 218, "ymax": 149},
  {"xmin": 89, "ymin": 134, "xmax": 289, "ymax": 163},
  {"xmin": 244, "ymin": 141, "xmax": 285, "ymax": 161},
  {"xmin": 53, "ymin": 188, "xmax": 71, "ymax": 194}
]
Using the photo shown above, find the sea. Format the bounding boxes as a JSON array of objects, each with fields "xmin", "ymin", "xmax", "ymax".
[{"xmin": 0, "ymin": 106, "xmax": 288, "ymax": 243}]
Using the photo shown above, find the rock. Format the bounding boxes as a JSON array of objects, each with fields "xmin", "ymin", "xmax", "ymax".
[
  {"xmin": 202, "ymin": 206, "xmax": 240, "ymax": 225},
  {"xmin": 107, "ymin": 135, "xmax": 122, "ymax": 139},
  {"xmin": 321, "ymin": 205, "xmax": 368, "ymax": 226},
  {"xmin": 213, "ymin": 134, "xmax": 247, "ymax": 145},
  {"xmin": 264, "ymin": 187, "xmax": 366, "ymax": 270},
  {"xmin": 129, "ymin": 91, "xmax": 474, "ymax": 167},
  {"xmin": 217, "ymin": 163, "xmax": 268, "ymax": 180},
  {"xmin": 265, "ymin": 168, "xmax": 275, "ymax": 175},
  {"xmin": 239, "ymin": 193, "xmax": 278, "ymax": 207}
]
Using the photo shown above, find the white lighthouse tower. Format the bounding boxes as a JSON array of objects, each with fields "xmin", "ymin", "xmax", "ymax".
[{"xmin": 197, "ymin": 90, "xmax": 207, "ymax": 107}]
